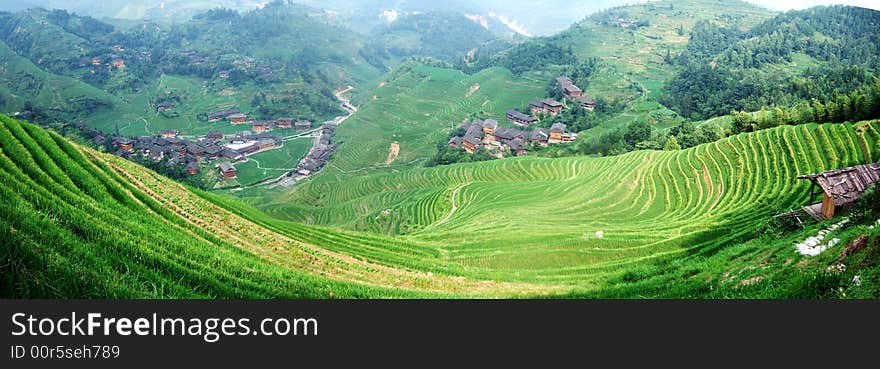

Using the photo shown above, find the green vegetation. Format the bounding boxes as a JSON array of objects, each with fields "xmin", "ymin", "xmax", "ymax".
[
  {"xmin": 4, "ymin": 114, "xmax": 880, "ymax": 298},
  {"xmin": 4, "ymin": 0, "xmax": 880, "ymax": 300},
  {"xmin": 365, "ymin": 11, "xmax": 506, "ymax": 65},
  {"xmin": 663, "ymin": 6, "xmax": 880, "ymax": 120}
]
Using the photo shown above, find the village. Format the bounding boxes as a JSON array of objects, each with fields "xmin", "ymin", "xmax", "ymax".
[
  {"xmin": 109, "ymin": 105, "xmax": 319, "ymax": 183},
  {"xmin": 446, "ymin": 76, "xmax": 593, "ymax": 158}
]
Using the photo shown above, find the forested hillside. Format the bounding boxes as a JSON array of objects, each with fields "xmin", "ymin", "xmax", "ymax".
[{"xmin": 663, "ymin": 5, "xmax": 880, "ymax": 120}]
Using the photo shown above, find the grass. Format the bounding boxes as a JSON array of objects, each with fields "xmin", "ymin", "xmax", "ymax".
[
  {"xmin": 234, "ymin": 138, "xmax": 312, "ymax": 186},
  {"xmin": 254, "ymin": 120, "xmax": 879, "ymax": 290},
  {"xmin": 3, "ymin": 114, "xmax": 879, "ymax": 298}
]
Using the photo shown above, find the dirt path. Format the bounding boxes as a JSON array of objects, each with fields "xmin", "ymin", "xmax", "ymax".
[
  {"xmin": 433, "ymin": 183, "xmax": 469, "ymax": 228},
  {"xmin": 385, "ymin": 142, "xmax": 400, "ymax": 164}
]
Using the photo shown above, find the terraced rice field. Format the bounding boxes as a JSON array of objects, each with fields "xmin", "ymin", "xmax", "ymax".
[
  {"xmin": 0, "ymin": 115, "xmax": 554, "ymax": 298},
  {"xmin": 4, "ymin": 111, "xmax": 879, "ymax": 297},
  {"xmin": 262, "ymin": 121, "xmax": 880, "ymax": 287},
  {"xmin": 323, "ymin": 64, "xmax": 546, "ymax": 176}
]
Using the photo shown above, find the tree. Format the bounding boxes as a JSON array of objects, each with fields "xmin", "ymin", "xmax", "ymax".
[
  {"xmin": 731, "ymin": 111, "xmax": 754, "ymax": 134},
  {"xmin": 811, "ymin": 99, "xmax": 826, "ymax": 122},
  {"xmin": 664, "ymin": 135, "xmax": 681, "ymax": 151},
  {"xmin": 774, "ymin": 107, "xmax": 789, "ymax": 126},
  {"xmin": 624, "ymin": 121, "xmax": 652, "ymax": 149}
]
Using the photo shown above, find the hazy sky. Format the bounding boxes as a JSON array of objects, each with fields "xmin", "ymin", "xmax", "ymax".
[{"xmin": 745, "ymin": 0, "xmax": 879, "ymax": 11}]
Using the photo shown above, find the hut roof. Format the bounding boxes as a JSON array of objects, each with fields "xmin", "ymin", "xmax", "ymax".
[{"xmin": 798, "ymin": 162, "xmax": 880, "ymax": 205}]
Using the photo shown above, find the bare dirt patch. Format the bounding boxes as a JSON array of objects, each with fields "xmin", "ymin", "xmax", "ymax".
[
  {"xmin": 385, "ymin": 142, "xmax": 400, "ymax": 164},
  {"xmin": 465, "ymin": 83, "xmax": 480, "ymax": 98}
]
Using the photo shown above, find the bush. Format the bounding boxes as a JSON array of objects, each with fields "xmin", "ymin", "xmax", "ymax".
[{"xmin": 851, "ymin": 185, "xmax": 880, "ymax": 225}]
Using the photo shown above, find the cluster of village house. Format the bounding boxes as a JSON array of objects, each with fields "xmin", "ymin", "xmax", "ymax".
[
  {"xmin": 78, "ymin": 45, "xmax": 128, "ymax": 70},
  {"xmin": 448, "ymin": 76, "xmax": 595, "ymax": 157},
  {"xmin": 109, "ymin": 104, "xmax": 315, "ymax": 181},
  {"xmin": 293, "ymin": 124, "xmax": 338, "ymax": 177}
]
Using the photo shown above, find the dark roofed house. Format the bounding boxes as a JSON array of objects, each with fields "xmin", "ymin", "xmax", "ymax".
[
  {"xmin": 462, "ymin": 124, "xmax": 485, "ymax": 153},
  {"xmin": 531, "ymin": 128, "xmax": 549, "ymax": 146},
  {"xmin": 206, "ymin": 131, "xmax": 224, "ymax": 140},
  {"xmin": 576, "ymin": 96, "xmax": 596, "ymax": 111},
  {"xmin": 529, "ymin": 100, "xmax": 545, "ymax": 115},
  {"xmin": 218, "ymin": 70, "xmax": 230, "ymax": 78},
  {"xmin": 542, "ymin": 99, "xmax": 564, "ymax": 115},
  {"xmin": 294, "ymin": 120, "xmax": 312, "ymax": 131},
  {"xmin": 185, "ymin": 161, "xmax": 200, "ymax": 176},
  {"xmin": 156, "ymin": 102, "xmax": 175, "ymax": 112},
  {"xmin": 252, "ymin": 120, "xmax": 273, "ymax": 133},
  {"xmin": 228, "ymin": 113, "xmax": 248, "ymax": 125},
  {"xmin": 507, "ymin": 138, "xmax": 528, "ymax": 156},
  {"xmin": 797, "ymin": 162, "xmax": 880, "ymax": 220},
  {"xmin": 506, "ymin": 110, "xmax": 538, "ymax": 127},
  {"xmin": 221, "ymin": 148, "xmax": 243, "ymax": 161},
  {"xmin": 549, "ymin": 123, "xmax": 566, "ymax": 142},
  {"xmin": 556, "ymin": 76, "xmax": 573, "ymax": 86},
  {"xmin": 115, "ymin": 138, "xmax": 134, "ymax": 152},
  {"xmin": 482, "ymin": 119, "xmax": 498, "ymax": 135},
  {"xmin": 562, "ymin": 84, "xmax": 583, "ymax": 98},
  {"xmin": 207, "ymin": 108, "xmax": 240, "ymax": 122},
  {"xmin": 187, "ymin": 143, "xmax": 206, "ymax": 157},
  {"xmin": 219, "ymin": 162, "xmax": 237, "ymax": 179},
  {"xmin": 448, "ymin": 136, "xmax": 462, "ymax": 148},
  {"xmin": 204, "ymin": 146, "xmax": 224, "ymax": 159},
  {"xmin": 493, "ymin": 127, "xmax": 524, "ymax": 141},
  {"xmin": 277, "ymin": 118, "xmax": 293, "ymax": 128}
]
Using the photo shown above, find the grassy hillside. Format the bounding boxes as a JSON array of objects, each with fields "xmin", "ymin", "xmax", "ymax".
[
  {"xmin": 4, "ymin": 114, "xmax": 880, "ymax": 298},
  {"xmin": 0, "ymin": 5, "xmax": 381, "ymax": 136},
  {"xmin": 547, "ymin": 0, "xmax": 774, "ymax": 134},
  {"xmin": 294, "ymin": 63, "xmax": 544, "ymax": 177},
  {"xmin": 0, "ymin": 40, "xmax": 117, "ymax": 119},
  {"xmin": 257, "ymin": 120, "xmax": 880, "ymax": 286},
  {"xmin": 0, "ymin": 114, "xmax": 550, "ymax": 298}
]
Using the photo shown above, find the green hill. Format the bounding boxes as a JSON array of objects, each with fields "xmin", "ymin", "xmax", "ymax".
[
  {"xmin": 4, "ymin": 114, "xmax": 880, "ymax": 298},
  {"xmin": 0, "ymin": 39, "xmax": 117, "ymax": 120},
  {"xmin": 662, "ymin": 5, "xmax": 880, "ymax": 120},
  {"xmin": 364, "ymin": 11, "xmax": 508, "ymax": 64}
]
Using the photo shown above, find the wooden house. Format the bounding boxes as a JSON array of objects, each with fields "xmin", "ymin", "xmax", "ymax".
[
  {"xmin": 277, "ymin": 118, "xmax": 293, "ymax": 129},
  {"xmin": 529, "ymin": 101, "xmax": 545, "ymax": 115},
  {"xmin": 482, "ymin": 119, "xmax": 498, "ymax": 135},
  {"xmin": 116, "ymin": 138, "xmax": 134, "ymax": 152},
  {"xmin": 562, "ymin": 84, "xmax": 583, "ymax": 98},
  {"xmin": 111, "ymin": 59, "xmax": 125, "ymax": 68},
  {"xmin": 576, "ymin": 96, "xmax": 596, "ymax": 111},
  {"xmin": 549, "ymin": 123, "xmax": 566, "ymax": 142},
  {"xmin": 295, "ymin": 120, "xmax": 312, "ymax": 131},
  {"xmin": 508, "ymin": 138, "xmax": 528, "ymax": 156},
  {"xmin": 252, "ymin": 121, "xmax": 273, "ymax": 133},
  {"xmin": 218, "ymin": 71, "xmax": 230, "ymax": 78},
  {"xmin": 206, "ymin": 131, "xmax": 224, "ymax": 140},
  {"xmin": 228, "ymin": 113, "xmax": 248, "ymax": 125},
  {"xmin": 797, "ymin": 163, "xmax": 880, "ymax": 220},
  {"xmin": 156, "ymin": 102, "xmax": 175, "ymax": 112},
  {"xmin": 219, "ymin": 162, "xmax": 237, "ymax": 179},
  {"xmin": 542, "ymin": 99, "xmax": 563, "ymax": 115},
  {"xmin": 506, "ymin": 110, "xmax": 538, "ymax": 127},
  {"xmin": 185, "ymin": 161, "xmax": 200, "ymax": 176},
  {"xmin": 258, "ymin": 139, "xmax": 276, "ymax": 151},
  {"xmin": 160, "ymin": 129, "xmax": 179, "ymax": 138}
]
